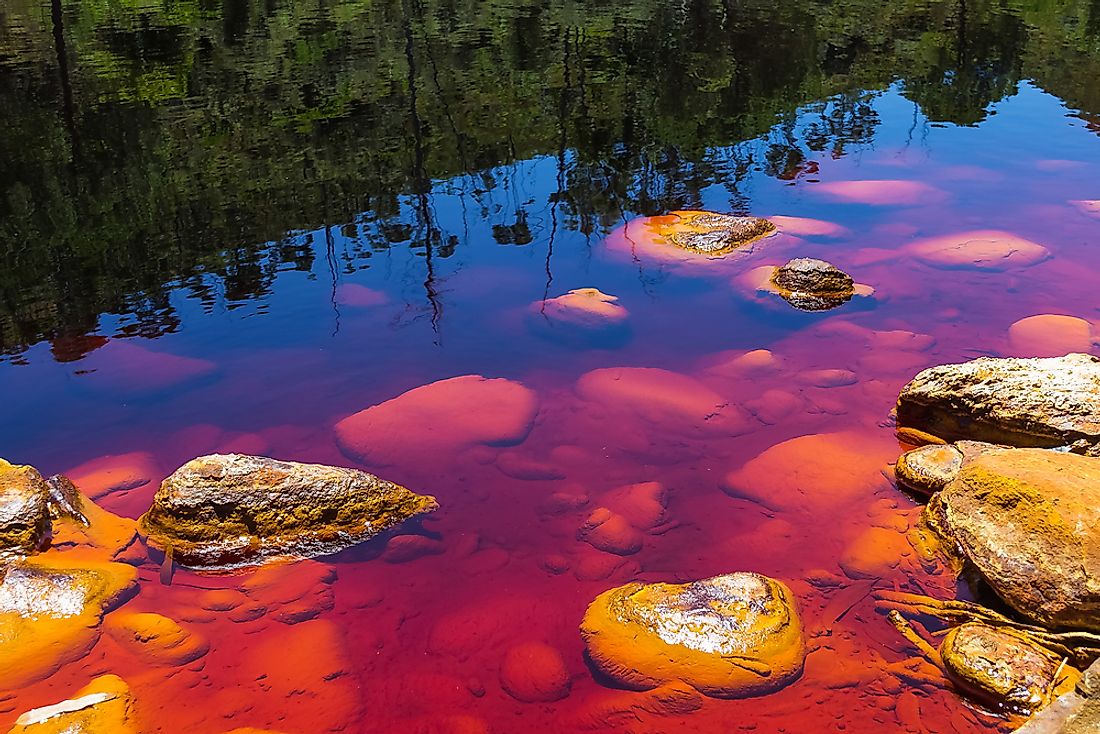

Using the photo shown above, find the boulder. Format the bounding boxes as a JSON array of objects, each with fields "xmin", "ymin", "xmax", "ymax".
[
  {"xmin": 769, "ymin": 259, "xmax": 856, "ymax": 312},
  {"xmin": 7, "ymin": 674, "xmax": 137, "ymax": 733},
  {"xmin": 335, "ymin": 375, "xmax": 538, "ymax": 468},
  {"xmin": 0, "ymin": 460, "xmax": 50, "ymax": 554},
  {"xmin": 930, "ymin": 447, "xmax": 1100, "ymax": 631},
  {"xmin": 896, "ymin": 353, "xmax": 1100, "ymax": 449},
  {"xmin": 0, "ymin": 558, "xmax": 138, "ymax": 690},
  {"xmin": 139, "ymin": 454, "xmax": 438, "ymax": 568},
  {"xmin": 941, "ymin": 623, "xmax": 1067, "ymax": 713},
  {"xmin": 580, "ymin": 572, "xmax": 805, "ymax": 697}
]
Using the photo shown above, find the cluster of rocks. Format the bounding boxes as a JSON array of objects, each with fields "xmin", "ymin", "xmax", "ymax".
[
  {"xmin": 889, "ymin": 352, "xmax": 1100, "ymax": 729},
  {"xmin": 0, "ymin": 452, "xmax": 436, "ymax": 732}
]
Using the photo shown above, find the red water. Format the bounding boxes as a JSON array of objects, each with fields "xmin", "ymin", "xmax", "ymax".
[{"xmin": 3, "ymin": 85, "xmax": 1100, "ymax": 733}]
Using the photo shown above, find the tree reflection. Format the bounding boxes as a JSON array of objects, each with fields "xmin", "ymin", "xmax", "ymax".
[{"xmin": 1, "ymin": 0, "xmax": 1098, "ymax": 359}]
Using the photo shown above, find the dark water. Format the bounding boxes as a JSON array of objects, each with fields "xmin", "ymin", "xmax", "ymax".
[{"xmin": 2, "ymin": 0, "xmax": 1100, "ymax": 731}]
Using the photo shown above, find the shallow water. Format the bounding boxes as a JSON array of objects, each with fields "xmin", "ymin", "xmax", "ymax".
[{"xmin": 3, "ymin": 0, "xmax": 1100, "ymax": 731}]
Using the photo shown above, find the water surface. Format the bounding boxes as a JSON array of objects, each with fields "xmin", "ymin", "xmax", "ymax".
[{"xmin": 3, "ymin": 0, "xmax": 1100, "ymax": 731}]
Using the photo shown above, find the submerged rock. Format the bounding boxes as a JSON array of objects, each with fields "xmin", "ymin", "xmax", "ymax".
[
  {"xmin": 8, "ymin": 674, "xmax": 137, "ymax": 733},
  {"xmin": 139, "ymin": 454, "xmax": 438, "ymax": 568},
  {"xmin": 0, "ymin": 558, "xmax": 138, "ymax": 690},
  {"xmin": 499, "ymin": 642, "xmax": 571, "ymax": 703},
  {"xmin": 928, "ymin": 447, "xmax": 1100, "ymax": 631},
  {"xmin": 941, "ymin": 623, "xmax": 1067, "ymax": 713},
  {"xmin": 770, "ymin": 258, "xmax": 856, "ymax": 312},
  {"xmin": 580, "ymin": 572, "xmax": 805, "ymax": 697},
  {"xmin": 0, "ymin": 460, "xmax": 51, "ymax": 555},
  {"xmin": 335, "ymin": 375, "xmax": 539, "ymax": 468},
  {"xmin": 1009, "ymin": 315, "xmax": 1094, "ymax": 358},
  {"xmin": 532, "ymin": 288, "xmax": 629, "ymax": 331},
  {"xmin": 104, "ymin": 611, "xmax": 209, "ymax": 666},
  {"xmin": 907, "ymin": 230, "xmax": 1050, "ymax": 270},
  {"xmin": 896, "ymin": 353, "xmax": 1100, "ymax": 449}
]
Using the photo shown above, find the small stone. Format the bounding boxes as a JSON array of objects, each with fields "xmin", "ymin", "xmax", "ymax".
[
  {"xmin": 773, "ymin": 258, "xmax": 854, "ymax": 295},
  {"xmin": 499, "ymin": 642, "xmax": 571, "ymax": 703},
  {"xmin": 769, "ymin": 258, "xmax": 857, "ymax": 311},
  {"xmin": 894, "ymin": 444, "xmax": 964, "ymax": 495},
  {"xmin": 580, "ymin": 572, "xmax": 805, "ymax": 697}
]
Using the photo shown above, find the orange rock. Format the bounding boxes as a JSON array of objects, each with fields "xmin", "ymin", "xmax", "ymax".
[
  {"xmin": 814, "ymin": 180, "xmax": 943, "ymax": 206},
  {"xmin": 0, "ymin": 558, "xmax": 138, "ymax": 690},
  {"xmin": 49, "ymin": 495, "xmax": 139, "ymax": 561},
  {"xmin": 578, "ymin": 508, "xmax": 643, "ymax": 555},
  {"xmin": 1008, "ymin": 314, "xmax": 1093, "ymax": 357},
  {"xmin": 104, "ymin": 611, "xmax": 209, "ymax": 666},
  {"xmin": 721, "ymin": 432, "xmax": 895, "ymax": 512},
  {"xmin": 580, "ymin": 573, "xmax": 805, "ymax": 697},
  {"xmin": 600, "ymin": 482, "xmax": 669, "ymax": 530},
  {"xmin": 908, "ymin": 230, "xmax": 1050, "ymax": 270},
  {"xmin": 499, "ymin": 642, "xmax": 572, "ymax": 702},
  {"xmin": 335, "ymin": 375, "xmax": 539, "ymax": 467},
  {"xmin": 64, "ymin": 452, "xmax": 160, "ymax": 500},
  {"xmin": 603, "ymin": 211, "xmax": 777, "ymax": 265}
]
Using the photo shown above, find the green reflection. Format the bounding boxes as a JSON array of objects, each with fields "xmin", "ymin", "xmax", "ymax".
[{"xmin": 1, "ymin": 0, "xmax": 1098, "ymax": 358}]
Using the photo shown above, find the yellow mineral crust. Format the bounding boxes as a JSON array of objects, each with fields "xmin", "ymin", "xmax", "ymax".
[
  {"xmin": 580, "ymin": 572, "xmax": 805, "ymax": 698},
  {"xmin": 649, "ymin": 211, "xmax": 776, "ymax": 255}
]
